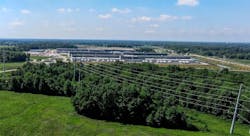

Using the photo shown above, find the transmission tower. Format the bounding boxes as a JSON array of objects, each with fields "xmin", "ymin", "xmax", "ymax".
[{"xmin": 230, "ymin": 83, "xmax": 243, "ymax": 135}]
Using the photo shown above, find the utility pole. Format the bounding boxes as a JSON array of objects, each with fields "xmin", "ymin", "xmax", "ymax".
[
  {"xmin": 73, "ymin": 58, "xmax": 76, "ymax": 81},
  {"xmin": 2, "ymin": 50, "xmax": 6, "ymax": 79},
  {"xmin": 3, "ymin": 50, "xmax": 5, "ymax": 71},
  {"xmin": 230, "ymin": 83, "xmax": 243, "ymax": 135},
  {"xmin": 78, "ymin": 66, "xmax": 81, "ymax": 82}
]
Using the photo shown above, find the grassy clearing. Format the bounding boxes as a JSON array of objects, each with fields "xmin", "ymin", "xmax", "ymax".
[
  {"xmin": 30, "ymin": 56, "xmax": 50, "ymax": 61},
  {"xmin": 0, "ymin": 62, "xmax": 24, "ymax": 70},
  {"xmin": 191, "ymin": 55, "xmax": 250, "ymax": 72},
  {"xmin": 0, "ymin": 46, "xmax": 15, "ymax": 48},
  {"xmin": 229, "ymin": 59, "xmax": 250, "ymax": 65},
  {"xmin": 0, "ymin": 91, "xmax": 249, "ymax": 136}
]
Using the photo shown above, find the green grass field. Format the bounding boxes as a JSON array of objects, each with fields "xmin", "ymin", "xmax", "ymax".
[
  {"xmin": 229, "ymin": 59, "xmax": 250, "ymax": 65},
  {"xmin": 0, "ymin": 62, "xmax": 24, "ymax": 70},
  {"xmin": 30, "ymin": 56, "xmax": 50, "ymax": 61},
  {"xmin": 0, "ymin": 91, "xmax": 249, "ymax": 136}
]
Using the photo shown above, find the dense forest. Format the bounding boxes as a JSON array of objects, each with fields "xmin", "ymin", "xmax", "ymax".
[
  {"xmin": 6, "ymin": 62, "xmax": 250, "ymax": 129},
  {"xmin": 0, "ymin": 47, "xmax": 29, "ymax": 62},
  {"xmin": 0, "ymin": 39, "xmax": 76, "ymax": 51},
  {"xmin": 165, "ymin": 45, "xmax": 250, "ymax": 60}
]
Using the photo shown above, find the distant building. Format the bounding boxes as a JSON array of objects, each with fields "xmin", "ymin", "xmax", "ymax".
[
  {"xmin": 27, "ymin": 49, "xmax": 45, "ymax": 55},
  {"xmin": 57, "ymin": 48, "xmax": 197, "ymax": 64}
]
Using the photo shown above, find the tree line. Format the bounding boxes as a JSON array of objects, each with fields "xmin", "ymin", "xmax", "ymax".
[
  {"xmin": 165, "ymin": 45, "xmax": 250, "ymax": 60},
  {"xmin": 6, "ymin": 62, "xmax": 250, "ymax": 129},
  {"xmin": 0, "ymin": 47, "xmax": 29, "ymax": 62},
  {"xmin": 0, "ymin": 39, "xmax": 77, "ymax": 51}
]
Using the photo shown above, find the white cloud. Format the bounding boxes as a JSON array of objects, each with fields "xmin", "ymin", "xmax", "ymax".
[
  {"xmin": 223, "ymin": 27, "xmax": 233, "ymax": 31},
  {"xmin": 98, "ymin": 14, "xmax": 112, "ymax": 19},
  {"xmin": 75, "ymin": 8, "xmax": 80, "ymax": 12},
  {"xmin": 112, "ymin": 8, "xmax": 131, "ymax": 14},
  {"xmin": 9, "ymin": 20, "xmax": 24, "ymax": 28},
  {"xmin": 158, "ymin": 14, "xmax": 178, "ymax": 21},
  {"xmin": 132, "ymin": 14, "xmax": 192, "ymax": 23},
  {"xmin": 177, "ymin": 0, "xmax": 199, "ymax": 7},
  {"xmin": 88, "ymin": 8, "xmax": 96, "ymax": 13},
  {"xmin": 59, "ymin": 22, "xmax": 75, "ymax": 27},
  {"xmin": 96, "ymin": 27, "xmax": 105, "ymax": 32},
  {"xmin": 20, "ymin": 9, "xmax": 31, "ymax": 14},
  {"xmin": 181, "ymin": 16, "xmax": 193, "ymax": 20},
  {"xmin": 144, "ymin": 30, "xmax": 155, "ymax": 34},
  {"xmin": 41, "ymin": 20, "xmax": 49, "ymax": 28},
  {"xmin": 57, "ymin": 8, "xmax": 65, "ymax": 13},
  {"xmin": 64, "ymin": 27, "xmax": 77, "ymax": 32},
  {"xmin": 1, "ymin": 7, "xmax": 9, "ymax": 12},
  {"xmin": 132, "ymin": 16, "xmax": 152, "ymax": 22},
  {"xmin": 57, "ymin": 8, "xmax": 80, "ymax": 13},
  {"xmin": 149, "ymin": 24, "xmax": 160, "ymax": 28}
]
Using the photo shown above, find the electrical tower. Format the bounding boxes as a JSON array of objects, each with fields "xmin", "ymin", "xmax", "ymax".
[
  {"xmin": 230, "ymin": 83, "xmax": 243, "ymax": 135},
  {"xmin": 2, "ymin": 49, "xmax": 6, "ymax": 79}
]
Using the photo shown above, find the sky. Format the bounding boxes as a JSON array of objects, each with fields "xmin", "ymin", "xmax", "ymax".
[{"xmin": 0, "ymin": 0, "xmax": 250, "ymax": 42}]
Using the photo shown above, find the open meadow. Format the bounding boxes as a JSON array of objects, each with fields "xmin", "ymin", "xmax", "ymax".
[{"xmin": 0, "ymin": 91, "xmax": 249, "ymax": 136}]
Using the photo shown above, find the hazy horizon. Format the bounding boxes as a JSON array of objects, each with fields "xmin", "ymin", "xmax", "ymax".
[{"xmin": 1, "ymin": 0, "xmax": 250, "ymax": 42}]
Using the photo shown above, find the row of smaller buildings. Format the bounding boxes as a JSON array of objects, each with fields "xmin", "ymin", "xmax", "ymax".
[{"xmin": 57, "ymin": 48, "xmax": 197, "ymax": 64}]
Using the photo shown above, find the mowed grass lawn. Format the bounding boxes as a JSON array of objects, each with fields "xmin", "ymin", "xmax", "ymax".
[{"xmin": 0, "ymin": 91, "xmax": 249, "ymax": 136}]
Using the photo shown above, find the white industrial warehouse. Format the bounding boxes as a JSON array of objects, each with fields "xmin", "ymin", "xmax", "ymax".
[{"xmin": 56, "ymin": 48, "xmax": 198, "ymax": 64}]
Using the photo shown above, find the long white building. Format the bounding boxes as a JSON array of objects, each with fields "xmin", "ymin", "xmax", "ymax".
[{"xmin": 57, "ymin": 48, "xmax": 197, "ymax": 64}]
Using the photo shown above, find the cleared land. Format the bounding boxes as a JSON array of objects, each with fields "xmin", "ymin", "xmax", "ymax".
[
  {"xmin": 191, "ymin": 54, "xmax": 250, "ymax": 72},
  {"xmin": 0, "ymin": 62, "xmax": 24, "ymax": 71},
  {"xmin": 229, "ymin": 59, "xmax": 250, "ymax": 65},
  {"xmin": 30, "ymin": 56, "xmax": 50, "ymax": 61},
  {"xmin": 0, "ymin": 91, "xmax": 249, "ymax": 136}
]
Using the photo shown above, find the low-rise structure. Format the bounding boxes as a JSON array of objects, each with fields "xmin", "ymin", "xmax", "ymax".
[{"xmin": 57, "ymin": 48, "xmax": 197, "ymax": 64}]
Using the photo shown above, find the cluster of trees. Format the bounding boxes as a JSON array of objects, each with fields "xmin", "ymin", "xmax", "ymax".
[
  {"xmin": 0, "ymin": 78, "xmax": 8, "ymax": 90},
  {"xmin": 73, "ymin": 74, "xmax": 195, "ymax": 130},
  {"xmin": 7, "ymin": 62, "xmax": 250, "ymax": 128},
  {"xmin": 135, "ymin": 47, "xmax": 156, "ymax": 52},
  {"xmin": 9, "ymin": 62, "xmax": 77, "ymax": 96},
  {"xmin": 166, "ymin": 45, "xmax": 250, "ymax": 60},
  {"xmin": 0, "ymin": 47, "xmax": 29, "ymax": 62},
  {"xmin": 76, "ymin": 63, "xmax": 250, "ymax": 123}
]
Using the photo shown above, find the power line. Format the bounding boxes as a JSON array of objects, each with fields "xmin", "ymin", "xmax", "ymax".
[
  {"xmin": 230, "ymin": 84, "xmax": 243, "ymax": 134},
  {"xmin": 81, "ymin": 66, "xmax": 239, "ymax": 111},
  {"xmin": 102, "ymin": 63, "xmax": 239, "ymax": 92},
  {"xmin": 242, "ymin": 85, "xmax": 250, "ymax": 93},
  {"xmin": 2, "ymin": 49, "xmax": 6, "ymax": 79},
  {"xmin": 82, "ymin": 65, "xmax": 250, "ymax": 112},
  {"xmin": 237, "ymin": 114, "xmax": 250, "ymax": 124},
  {"xmin": 93, "ymin": 65, "xmax": 238, "ymax": 103},
  {"xmin": 80, "ymin": 67, "xmax": 234, "ymax": 113},
  {"xmin": 80, "ymin": 66, "xmax": 250, "ymax": 124},
  {"xmin": 114, "ymin": 62, "xmax": 240, "ymax": 86},
  {"xmin": 101, "ymin": 64, "xmax": 236, "ymax": 95},
  {"xmin": 114, "ymin": 63, "xmax": 242, "ymax": 92},
  {"xmin": 101, "ymin": 63, "xmax": 250, "ymax": 101},
  {"xmin": 97, "ymin": 64, "xmax": 250, "ymax": 103},
  {"xmin": 239, "ymin": 104, "xmax": 250, "ymax": 114}
]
